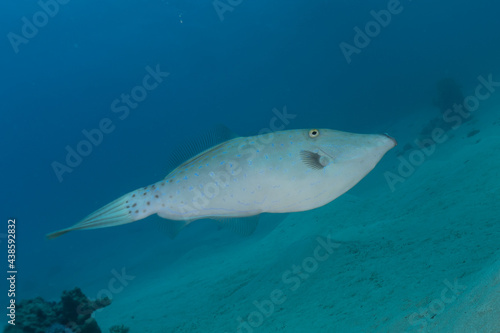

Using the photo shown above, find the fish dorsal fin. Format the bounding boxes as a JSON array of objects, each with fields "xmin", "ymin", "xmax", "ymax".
[
  {"xmin": 214, "ymin": 215, "xmax": 260, "ymax": 236},
  {"xmin": 165, "ymin": 124, "xmax": 238, "ymax": 178}
]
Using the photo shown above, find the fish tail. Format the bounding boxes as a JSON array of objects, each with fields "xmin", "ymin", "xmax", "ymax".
[{"xmin": 47, "ymin": 190, "xmax": 147, "ymax": 239}]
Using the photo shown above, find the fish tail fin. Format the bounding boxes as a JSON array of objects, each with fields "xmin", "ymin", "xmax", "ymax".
[{"xmin": 46, "ymin": 191, "xmax": 141, "ymax": 240}]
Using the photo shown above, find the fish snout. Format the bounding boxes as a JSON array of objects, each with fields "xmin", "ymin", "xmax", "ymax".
[{"xmin": 382, "ymin": 133, "xmax": 397, "ymax": 147}]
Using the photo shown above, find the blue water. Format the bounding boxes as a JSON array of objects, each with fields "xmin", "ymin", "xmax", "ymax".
[{"xmin": 2, "ymin": 0, "xmax": 500, "ymax": 332}]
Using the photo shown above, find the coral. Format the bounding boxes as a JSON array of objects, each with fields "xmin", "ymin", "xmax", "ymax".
[
  {"xmin": 2, "ymin": 287, "xmax": 111, "ymax": 333},
  {"xmin": 60, "ymin": 287, "xmax": 111, "ymax": 324},
  {"xmin": 46, "ymin": 323, "xmax": 75, "ymax": 333},
  {"xmin": 3, "ymin": 297, "xmax": 58, "ymax": 333}
]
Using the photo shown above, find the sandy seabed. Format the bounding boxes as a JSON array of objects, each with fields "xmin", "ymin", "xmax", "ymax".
[{"xmin": 94, "ymin": 104, "xmax": 500, "ymax": 333}]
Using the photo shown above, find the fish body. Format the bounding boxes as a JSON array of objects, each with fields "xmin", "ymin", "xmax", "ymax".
[{"xmin": 47, "ymin": 128, "xmax": 396, "ymax": 239}]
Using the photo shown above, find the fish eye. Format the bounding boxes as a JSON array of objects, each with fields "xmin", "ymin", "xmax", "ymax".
[{"xmin": 308, "ymin": 129, "xmax": 320, "ymax": 138}]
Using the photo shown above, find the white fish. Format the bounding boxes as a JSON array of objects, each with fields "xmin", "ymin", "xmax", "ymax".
[{"xmin": 47, "ymin": 128, "xmax": 396, "ymax": 239}]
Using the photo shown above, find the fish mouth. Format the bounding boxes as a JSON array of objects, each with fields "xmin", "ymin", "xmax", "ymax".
[{"xmin": 383, "ymin": 133, "xmax": 398, "ymax": 146}]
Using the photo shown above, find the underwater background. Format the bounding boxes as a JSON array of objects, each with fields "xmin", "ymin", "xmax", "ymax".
[{"xmin": 1, "ymin": 0, "xmax": 500, "ymax": 332}]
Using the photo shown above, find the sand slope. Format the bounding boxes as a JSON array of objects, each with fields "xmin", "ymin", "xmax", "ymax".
[{"xmin": 95, "ymin": 106, "xmax": 500, "ymax": 333}]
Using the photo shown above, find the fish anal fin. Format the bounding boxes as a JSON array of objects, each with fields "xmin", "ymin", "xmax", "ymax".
[
  {"xmin": 214, "ymin": 215, "xmax": 260, "ymax": 237},
  {"xmin": 156, "ymin": 219, "xmax": 191, "ymax": 239}
]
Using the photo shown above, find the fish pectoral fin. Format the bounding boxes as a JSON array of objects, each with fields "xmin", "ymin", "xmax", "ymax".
[
  {"xmin": 300, "ymin": 150, "xmax": 328, "ymax": 169},
  {"xmin": 214, "ymin": 215, "xmax": 260, "ymax": 237}
]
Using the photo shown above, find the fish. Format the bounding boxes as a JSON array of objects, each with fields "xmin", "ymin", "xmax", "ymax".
[{"xmin": 46, "ymin": 128, "xmax": 396, "ymax": 239}]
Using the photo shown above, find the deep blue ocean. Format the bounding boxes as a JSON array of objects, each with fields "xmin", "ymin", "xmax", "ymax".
[{"xmin": 2, "ymin": 1, "xmax": 500, "ymax": 332}]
